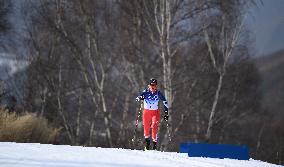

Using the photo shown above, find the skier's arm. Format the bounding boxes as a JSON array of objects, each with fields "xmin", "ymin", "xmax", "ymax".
[
  {"xmin": 159, "ymin": 91, "xmax": 169, "ymax": 121},
  {"xmin": 159, "ymin": 92, "xmax": 169, "ymax": 121},
  {"xmin": 158, "ymin": 91, "xmax": 169, "ymax": 112},
  {"xmin": 135, "ymin": 90, "xmax": 146, "ymax": 101}
]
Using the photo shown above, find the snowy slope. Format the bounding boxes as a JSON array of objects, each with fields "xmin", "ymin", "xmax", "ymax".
[{"xmin": 0, "ymin": 142, "xmax": 281, "ymax": 167}]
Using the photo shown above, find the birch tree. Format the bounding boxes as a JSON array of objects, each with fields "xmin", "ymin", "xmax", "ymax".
[
  {"xmin": 25, "ymin": 0, "xmax": 126, "ymax": 147},
  {"xmin": 119, "ymin": 0, "xmax": 209, "ymax": 150},
  {"xmin": 202, "ymin": 5, "xmax": 246, "ymax": 141}
]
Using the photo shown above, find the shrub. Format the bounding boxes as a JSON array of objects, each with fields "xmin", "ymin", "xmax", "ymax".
[{"xmin": 0, "ymin": 109, "xmax": 60, "ymax": 143}]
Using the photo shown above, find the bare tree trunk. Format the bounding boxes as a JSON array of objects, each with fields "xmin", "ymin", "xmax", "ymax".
[
  {"xmin": 157, "ymin": 0, "xmax": 174, "ymax": 151},
  {"xmin": 256, "ymin": 124, "xmax": 265, "ymax": 157},
  {"xmin": 76, "ymin": 89, "xmax": 82, "ymax": 145},
  {"xmin": 39, "ymin": 87, "xmax": 47, "ymax": 117},
  {"xmin": 78, "ymin": 1, "xmax": 113, "ymax": 147},
  {"xmin": 206, "ymin": 73, "xmax": 224, "ymax": 140},
  {"xmin": 118, "ymin": 94, "xmax": 130, "ymax": 146},
  {"xmin": 203, "ymin": 15, "xmax": 244, "ymax": 141},
  {"xmin": 100, "ymin": 87, "xmax": 113, "ymax": 147},
  {"xmin": 88, "ymin": 100, "xmax": 100, "ymax": 146},
  {"xmin": 54, "ymin": 0, "xmax": 74, "ymax": 145},
  {"xmin": 195, "ymin": 110, "xmax": 200, "ymax": 142},
  {"xmin": 57, "ymin": 57, "xmax": 74, "ymax": 144},
  {"xmin": 53, "ymin": 1, "xmax": 113, "ymax": 147},
  {"xmin": 88, "ymin": 121, "xmax": 95, "ymax": 146}
]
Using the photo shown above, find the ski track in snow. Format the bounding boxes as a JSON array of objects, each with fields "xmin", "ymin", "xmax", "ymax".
[{"xmin": 0, "ymin": 142, "xmax": 281, "ymax": 167}]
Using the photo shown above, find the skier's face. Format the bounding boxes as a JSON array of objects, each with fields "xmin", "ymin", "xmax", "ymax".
[{"xmin": 149, "ymin": 84, "xmax": 157, "ymax": 92}]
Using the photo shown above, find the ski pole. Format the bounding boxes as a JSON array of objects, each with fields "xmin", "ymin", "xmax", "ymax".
[
  {"xmin": 131, "ymin": 101, "xmax": 143, "ymax": 142},
  {"xmin": 165, "ymin": 119, "xmax": 172, "ymax": 142}
]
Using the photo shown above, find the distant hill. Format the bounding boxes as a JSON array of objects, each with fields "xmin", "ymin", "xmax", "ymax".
[{"xmin": 254, "ymin": 50, "xmax": 284, "ymax": 120}]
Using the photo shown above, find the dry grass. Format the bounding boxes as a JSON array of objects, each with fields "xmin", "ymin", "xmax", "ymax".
[{"xmin": 0, "ymin": 109, "xmax": 60, "ymax": 143}]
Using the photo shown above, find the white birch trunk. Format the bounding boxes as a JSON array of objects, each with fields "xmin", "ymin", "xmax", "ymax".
[
  {"xmin": 162, "ymin": 0, "xmax": 174, "ymax": 150},
  {"xmin": 57, "ymin": 56, "xmax": 74, "ymax": 144},
  {"xmin": 118, "ymin": 94, "xmax": 130, "ymax": 146},
  {"xmin": 76, "ymin": 89, "xmax": 82, "ymax": 145},
  {"xmin": 39, "ymin": 87, "xmax": 47, "ymax": 117},
  {"xmin": 78, "ymin": 1, "xmax": 113, "ymax": 147},
  {"xmin": 205, "ymin": 73, "xmax": 224, "ymax": 140},
  {"xmin": 203, "ymin": 15, "xmax": 244, "ymax": 141},
  {"xmin": 55, "ymin": 0, "xmax": 74, "ymax": 144}
]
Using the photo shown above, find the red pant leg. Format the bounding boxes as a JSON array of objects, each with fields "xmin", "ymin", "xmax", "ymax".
[
  {"xmin": 143, "ymin": 109, "xmax": 152, "ymax": 138},
  {"xmin": 151, "ymin": 110, "xmax": 160, "ymax": 142}
]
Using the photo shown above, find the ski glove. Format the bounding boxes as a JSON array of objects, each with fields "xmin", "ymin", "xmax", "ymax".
[
  {"xmin": 164, "ymin": 110, "xmax": 169, "ymax": 121},
  {"xmin": 136, "ymin": 96, "xmax": 144, "ymax": 102}
]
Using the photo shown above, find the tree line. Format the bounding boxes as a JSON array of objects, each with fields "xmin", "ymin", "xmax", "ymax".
[{"xmin": 0, "ymin": 0, "xmax": 282, "ymax": 164}]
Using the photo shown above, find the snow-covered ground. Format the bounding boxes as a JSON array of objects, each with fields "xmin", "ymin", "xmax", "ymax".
[{"xmin": 0, "ymin": 142, "xmax": 281, "ymax": 167}]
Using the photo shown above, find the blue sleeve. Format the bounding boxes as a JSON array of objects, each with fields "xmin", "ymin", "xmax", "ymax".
[
  {"xmin": 158, "ymin": 91, "xmax": 169, "ymax": 111},
  {"xmin": 140, "ymin": 89, "xmax": 146, "ymax": 96},
  {"xmin": 137, "ymin": 89, "xmax": 147, "ymax": 100}
]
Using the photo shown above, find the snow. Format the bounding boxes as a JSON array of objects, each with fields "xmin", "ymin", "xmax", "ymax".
[{"xmin": 0, "ymin": 142, "xmax": 281, "ymax": 167}]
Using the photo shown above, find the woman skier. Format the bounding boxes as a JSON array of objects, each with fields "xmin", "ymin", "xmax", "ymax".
[{"xmin": 136, "ymin": 78, "xmax": 169, "ymax": 150}]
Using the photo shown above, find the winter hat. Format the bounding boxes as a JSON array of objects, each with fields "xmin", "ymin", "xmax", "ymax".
[{"xmin": 149, "ymin": 78, "xmax": 157, "ymax": 85}]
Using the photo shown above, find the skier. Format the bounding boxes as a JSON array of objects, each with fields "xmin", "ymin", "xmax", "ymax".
[{"xmin": 136, "ymin": 78, "xmax": 169, "ymax": 150}]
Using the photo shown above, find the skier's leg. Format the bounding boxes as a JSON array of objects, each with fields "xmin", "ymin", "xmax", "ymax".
[
  {"xmin": 151, "ymin": 109, "xmax": 160, "ymax": 149},
  {"xmin": 143, "ymin": 109, "xmax": 151, "ymax": 139},
  {"xmin": 143, "ymin": 109, "xmax": 151, "ymax": 150}
]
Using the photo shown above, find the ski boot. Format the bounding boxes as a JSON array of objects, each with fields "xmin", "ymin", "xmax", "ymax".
[
  {"xmin": 144, "ymin": 138, "xmax": 150, "ymax": 151},
  {"xmin": 152, "ymin": 141, "xmax": 157, "ymax": 150}
]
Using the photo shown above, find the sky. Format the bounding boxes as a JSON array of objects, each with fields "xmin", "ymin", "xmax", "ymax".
[{"xmin": 247, "ymin": 0, "xmax": 284, "ymax": 56}]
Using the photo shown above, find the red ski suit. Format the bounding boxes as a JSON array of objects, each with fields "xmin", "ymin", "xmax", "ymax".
[
  {"xmin": 143, "ymin": 109, "xmax": 160, "ymax": 142},
  {"xmin": 138, "ymin": 88, "xmax": 168, "ymax": 142}
]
